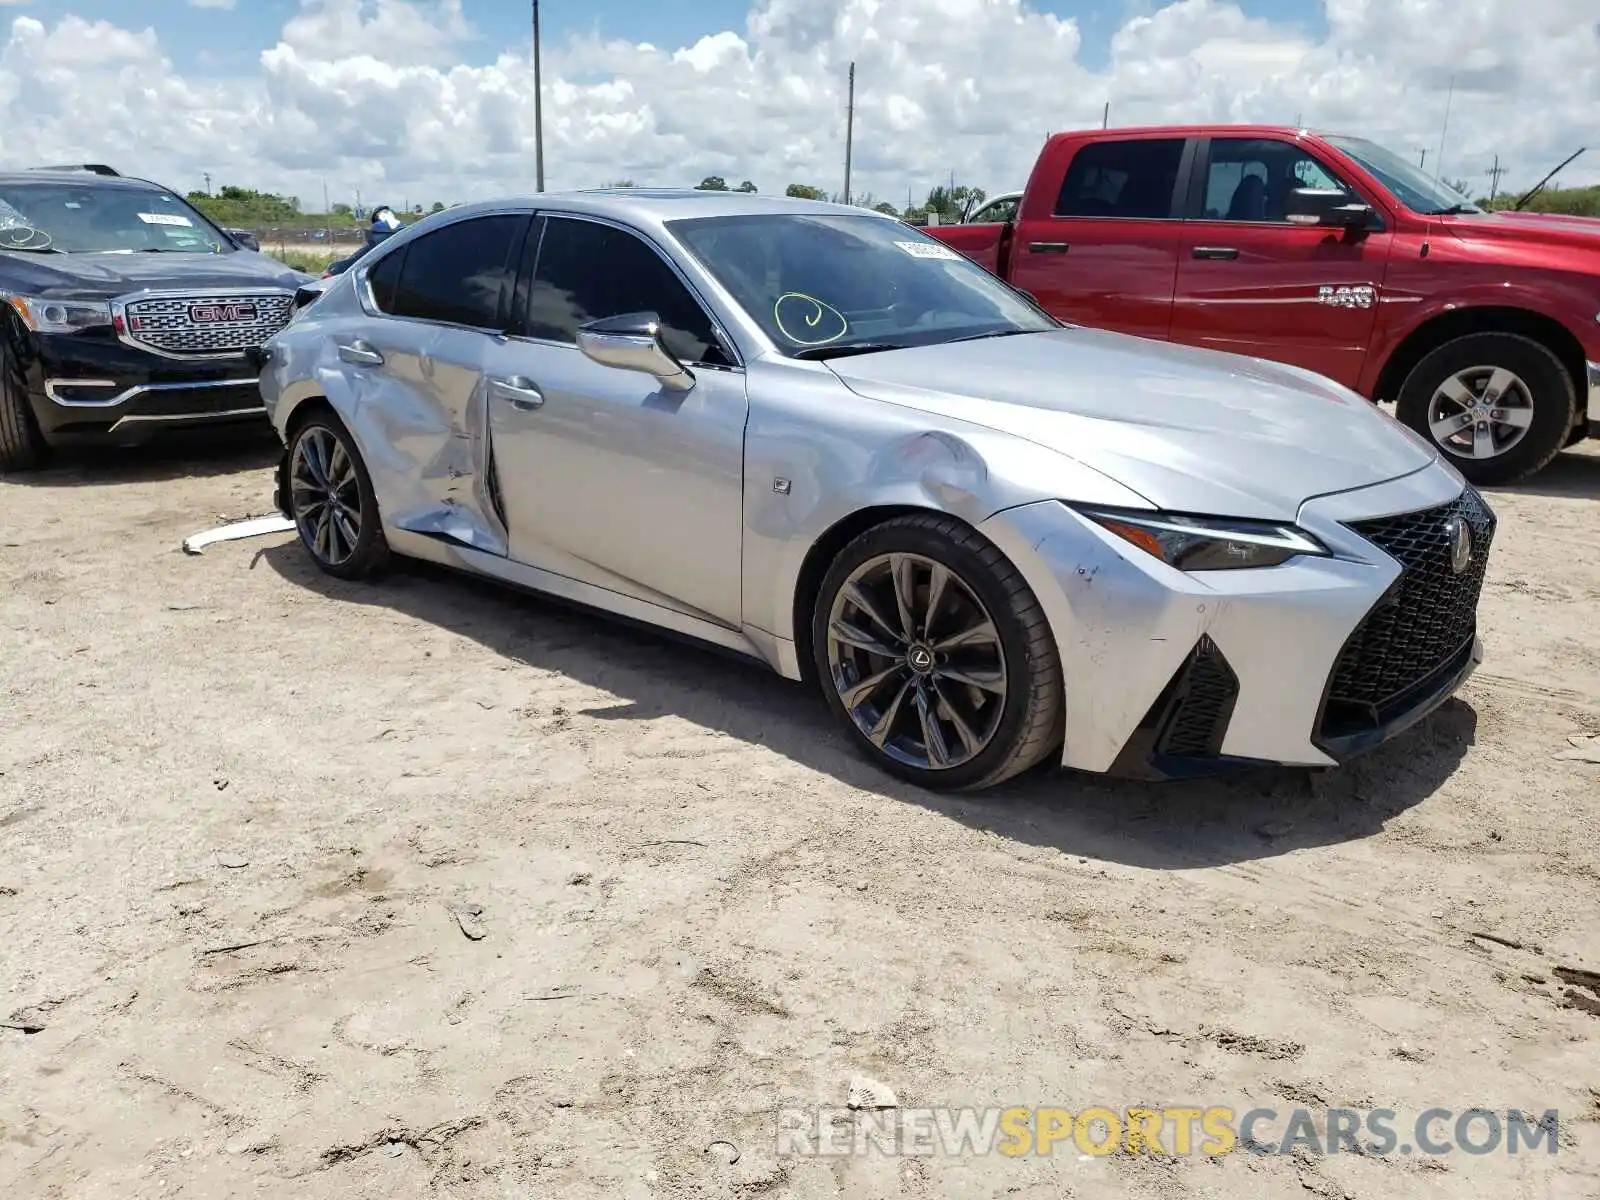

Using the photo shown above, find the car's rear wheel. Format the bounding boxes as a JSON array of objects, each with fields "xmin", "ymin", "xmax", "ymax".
[
  {"xmin": 1395, "ymin": 333, "xmax": 1575, "ymax": 486},
  {"xmin": 287, "ymin": 413, "xmax": 389, "ymax": 579},
  {"xmin": 0, "ymin": 343, "xmax": 47, "ymax": 473},
  {"xmin": 811, "ymin": 514, "xmax": 1063, "ymax": 792}
]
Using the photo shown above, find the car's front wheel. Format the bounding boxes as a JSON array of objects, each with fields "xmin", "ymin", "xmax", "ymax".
[
  {"xmin": 811, "ymin": 514, "xmax": 1063, "ymax": 792},
  {"xmin": 287, "ymin": 412, "xmax": 389, "ymax": 579},
  {"xmin": 0, "ymin": 343, "xmax": 47, "ymax": 473},
  {"xmin": 1395, "ymin": 332, "xmax": 1576, "ymax": 486}
]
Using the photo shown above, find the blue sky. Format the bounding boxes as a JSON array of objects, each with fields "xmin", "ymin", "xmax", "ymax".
[{"xmin": 54, "ymin": 0, "xmax": 1326, "ymax": 75}]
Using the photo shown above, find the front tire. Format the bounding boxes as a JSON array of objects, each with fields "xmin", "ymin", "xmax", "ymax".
[
  {"xmin": 286, "ymin": 413, "xmax": 390, "ymax": 580},
  {"xmin": 1395, "ymin": 333, "xmax": 1575, "ymax": 486},
  {"xmin": 811, "ymin": 514, "xmax": 1063, "ymax": 792},
  {"xmin": 0, "ymin": 345, "xmax": 47, "ymax": 473}
]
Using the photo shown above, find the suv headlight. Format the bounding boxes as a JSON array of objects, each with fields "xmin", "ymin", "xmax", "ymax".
[
  {"xmin": 3, "ymin": 294, "xmax": 113, "ymax": 334},
  {"xmin": 1071, "ymin": 504, "xmax": 1329, "ymax": 570}
]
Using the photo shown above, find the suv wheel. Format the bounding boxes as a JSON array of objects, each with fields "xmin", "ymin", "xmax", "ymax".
[
  {"xmin": 811, "ymin": 514, "xmax": 1063, "ymax": 792},
  {"xmin": 0, "ymin": 344, "xmax": 47, "ymax": 472},
  {"xmin": 1395, "ymin": 332, "xmax": 1575, "ymax": 486},
  {"xmin": 287, "ymin": 413, "xmax": 390, "ymax": 579}
]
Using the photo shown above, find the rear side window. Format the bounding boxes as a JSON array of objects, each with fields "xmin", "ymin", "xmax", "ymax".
[
  {"xmin": 1054, "ymin": 139, "xmax": 1186, "ymax": 220},
  {"xmin": 365, "ymin": 246, "xmax": 404, "ymax": 312},
  {"xmin": 388, "ymin": 214, "xmax": 525, "ymax": 328}
]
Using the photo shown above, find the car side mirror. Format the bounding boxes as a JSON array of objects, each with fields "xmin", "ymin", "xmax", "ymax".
[
  {"xmin": 576, "ymin": 312, "xmax": 694, "ymax": 391},
  {"xmin": 1285, "ymin": 188, "xmax": 1374, "ymax": 229},
  {"xmin": 226, "ymin": 228, "xmax": 261, "ymax": 251}
]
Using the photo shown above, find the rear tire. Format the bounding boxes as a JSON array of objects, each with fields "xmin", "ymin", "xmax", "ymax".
[
  {"xmin": 811, "ymin": 513, "xmax": 1063, "ymax": 793},
  {"xmin": 286, "ymin": 412, "xmax": 390, "ymax": 580},
  {"xmin": 1395, "ymin": 332, "xmax": 1575, "ymax": 486},
  {"xmin": 0, "ymin": 344, "xmax": 47, "ymax": 473}
]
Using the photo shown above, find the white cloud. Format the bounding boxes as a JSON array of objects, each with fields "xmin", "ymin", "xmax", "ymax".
[
  {"xmin": 190, "ymin": 0, "xmax": 237, "ymax": 10},
  {"xmin": 0, "ymin": 0, "xmax": 1596, "ymax": 211}
]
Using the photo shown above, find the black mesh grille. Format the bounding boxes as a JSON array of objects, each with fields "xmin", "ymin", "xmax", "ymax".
[
  {"xmin": 1155, "ymin": 636, "xmax": 1239, "ymax": 758},
  {"xmin": 1320, "ymin": 488, "xmax": 1495, "ymax": 735}
]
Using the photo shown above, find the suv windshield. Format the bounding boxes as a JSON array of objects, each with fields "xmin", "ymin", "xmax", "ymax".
[
  {"xmin": 1324, "ymin": 136, "xmax": 1483, "ymax": 216},
  {"xmin": 0, "ymin": 181, "xmax": 229, "ymax": 254},
  {"xmin": 668, "ymin": 213, "xmax": 1057, "ymax": 357}
]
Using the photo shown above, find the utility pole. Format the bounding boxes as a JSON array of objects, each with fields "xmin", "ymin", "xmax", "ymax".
[
  {"xmin": 322, "ymin": 177, "xmax": 331, "ymax": 243},
  {"xmin": 1418, "ymin": 148, "xmax": 1427, "ymax": 169},
  {"xmin": 1101, "ymin": 101, "xmax": 1109, "ymax": 129},
  {"xmin": 1486, "ymin": 154, "xmax": 1506, "ymax": 205},
  {"xmin": 203, "ymin": 171, "xmax": 211, "ymax": 195},
  {"xmin": 532, "ymin": 0, "xmax": 545, "ymax": 192},
  {"xmin": 843, "ymin": 61, "xmax": 855, "ymax": 206}
]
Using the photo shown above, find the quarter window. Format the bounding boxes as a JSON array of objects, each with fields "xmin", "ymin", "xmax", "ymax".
[
  {"xmin": 1202, "ymin": 139, "xmax": 1350, "ymax": 222},
  {"xmin": 365, "ymin": 245, "xmax": 405, "ymax": 313},
  {"xmin": 387, "ymin": 214, "xmax": 525, "ymax": 328},
  {"xmin": 1054, "ymin": 139, "xmax": 1186, "ymax": 220},
  {"xmin": 526, "ymin": 217, "xmax": 731, "ymax": 366}
]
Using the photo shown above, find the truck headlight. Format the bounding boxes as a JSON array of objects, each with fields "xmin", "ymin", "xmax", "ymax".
[
  {"xmin": 1071, "ymin": 504, "xmax": 1329, "ymax": 571},
  {"xmin": 3, "ymin": 294, "xmax": 113, "ymax": 334}
]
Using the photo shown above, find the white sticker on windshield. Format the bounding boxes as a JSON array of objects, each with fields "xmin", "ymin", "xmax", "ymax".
[
  {"xmin": 138, "ymin": 212, "xmax": 193, "ymax": 227},
  {"xmin": 895, "ymin": 240, "xmax": 961, "ymax": 261}
]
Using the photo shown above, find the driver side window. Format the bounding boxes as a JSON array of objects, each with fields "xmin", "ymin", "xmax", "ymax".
[
  {"xmin": 525, "ymin": 217, "xmax": 733, "ymax": 367},
  {"xmin": 1202, "ymin": 139, "xmax": 1351, "ymax": 223}
]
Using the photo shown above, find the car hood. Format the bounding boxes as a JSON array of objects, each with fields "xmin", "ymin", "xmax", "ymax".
[
  {"xmin": 826, "ymin": 327, "xmax": 1439, "ymax": 521},
  {"xmin": 1443, "ymin": 209, "xmax": 1600, "ymax": 254},
  {"xmin": 0, "ymin": 249, "xmax": 308, "ymax": 299}
]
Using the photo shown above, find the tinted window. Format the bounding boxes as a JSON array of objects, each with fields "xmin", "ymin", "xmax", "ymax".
[
  {"xmin": 365, "ymin": 245, "xmax": 405, "ymax": 312},
  {"xmin": 1054, "ymin": 139, "xmax": 1185, "ymax": 219},
  {"xmin": 973, "ymin": 197, "xmax": 1017, "ymax": 224},
  {"xmin": 527, "ymin": 218, "xmax": 728, "ymax": 366},
  {"xmin": 389, "ymin": 215, "xmax": 524, "ymax": 328},
  {"xmin": 1203, "ymin": 139, "xmax": 1349, "ymax": 222}
]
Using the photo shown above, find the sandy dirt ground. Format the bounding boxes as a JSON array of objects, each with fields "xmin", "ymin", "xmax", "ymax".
[{"xmin": 2, "ymin": 429, "xmax": 1598, "ymax": 1199}]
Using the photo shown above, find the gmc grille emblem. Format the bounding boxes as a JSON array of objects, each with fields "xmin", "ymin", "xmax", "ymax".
[{"xmin": 189, "ymin": 302, "xmax": 259, "ymax": 325}]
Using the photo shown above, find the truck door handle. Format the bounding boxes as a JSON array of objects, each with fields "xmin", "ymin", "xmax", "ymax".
[
  {"xmin": 490, "ymin": 376, "xmax": 544, "ymax": 411},
  {"xmin": 337, "ymin": 340, "xmax": 384, "ymax": 366},
  {"xmin": 1027, "ymin": 242, "xmax": 1070, "ymax": 254},
  {"xmin": 1192, "ymin": 246, "xmax": 1239, "ymax": 260}
]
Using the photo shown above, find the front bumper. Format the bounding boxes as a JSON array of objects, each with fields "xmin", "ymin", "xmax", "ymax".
[
  {"xmin": 978, "ymin": 464, "xmax": 1492, "ymax": 779},
  {"xmin": 25, "ymin": 332, "xmax": 266, "ymax": 444}
]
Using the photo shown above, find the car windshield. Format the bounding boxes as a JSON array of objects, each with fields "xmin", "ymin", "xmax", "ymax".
[
  {"xmin": 667, "ymin": 212, "xmax": 1057, "ymax": 357},
  {"xmin": 0, "ymin": 181, "xmax": 229, "ymax": 254},
  {"xmin": 1324, "ymin": 136, "xmax": 1483, "ymax": 216}
]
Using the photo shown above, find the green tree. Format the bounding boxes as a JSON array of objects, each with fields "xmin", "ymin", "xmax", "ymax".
[
  {"xmin": 785, "ymin": 183, "xmax": 827, "ymax": 200},
  {"xmin": 735, "ymin": 180, "xmax": 757, "ymax": 193},
  {"xmin": 429, "ymin": 201, "xmax": 445, "ymax": 214},
  {"xmin": 696, "ymin": 176, "xmax": 729, "ymax": 191},
  {"xmin": 331, "ymin": 202, "xmax": 354, "ymax": 217},
  {"xmin": 604, "ymin": 179, "xmax": 637, "ymax": 188},
  {"xmin": 872, "ymin": 201, "xmax": 899, "ymax": 217}
]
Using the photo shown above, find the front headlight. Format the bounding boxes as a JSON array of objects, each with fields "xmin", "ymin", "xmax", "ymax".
[
  {"xmin": 3, "ymin": 294, "xmax": 113, "ymax": 334},
  {"xmin": 1071, "ymin": 504, "xmax": 1329, "ymax": 570}
]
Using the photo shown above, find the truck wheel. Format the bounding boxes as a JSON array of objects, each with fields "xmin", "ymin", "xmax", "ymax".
[
  {"xmin": 0, "ymin": 344, "xmax": 47, "ymax": 473},
  {"xmin": 1395, "ymin": 333, "xmax": 1575, "ymax": 487}
]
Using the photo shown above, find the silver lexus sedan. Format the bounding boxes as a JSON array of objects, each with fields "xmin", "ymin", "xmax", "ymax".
[{"xmin": 256, "ymin": 190, "xmax": 1495, "ymax": 792}]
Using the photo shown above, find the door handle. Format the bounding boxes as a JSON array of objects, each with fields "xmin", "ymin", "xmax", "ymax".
[
  {"xmin": 1027, "ymin": 242, "xmax": 1070, "ymax": 254},
  {"xmin": 337, "ymin": 340, "xmax": 384, "ymax": 366},
  {"xmin": 490, "ymin": 376, "xmax": 544, "ymax": 411},
  {"xmin": 1192, "ymin": 246, "xmax": 1240, "ymax": 260}
]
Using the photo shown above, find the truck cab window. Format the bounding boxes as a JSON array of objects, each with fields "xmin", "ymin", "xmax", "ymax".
[
  {"xmin": 1053, "ymin": 139, "xmax": 1185, "ymax": 220},
  {"xmin": 1203, "ymin": 139, "xmax": 1348, "ymax": 222}
]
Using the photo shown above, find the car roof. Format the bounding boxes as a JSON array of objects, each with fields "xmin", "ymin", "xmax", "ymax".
[
  {"xmin": 0, "ymin": 170, "xmax": 169, "ymax": 190},
  {"xmin": 436, "ymin": 188, "xmax": 898, "ymax": 230}
]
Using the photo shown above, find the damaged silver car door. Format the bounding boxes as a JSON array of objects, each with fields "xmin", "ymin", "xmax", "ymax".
[
  {"xmin": 341, "ymin": 211, "xmax": 532, "ymax": 557},
  {"xmin": 487, "ymin": 213, "xmax": 748, "ymax": 630}
]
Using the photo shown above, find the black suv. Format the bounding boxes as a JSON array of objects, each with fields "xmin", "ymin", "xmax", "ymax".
[{"xmin": 0, "ymin": 164, "xmax": 311, "ymax": 470}]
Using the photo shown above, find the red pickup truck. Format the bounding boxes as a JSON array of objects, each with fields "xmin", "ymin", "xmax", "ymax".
[{"xmin": 930, "ymin": 125, "xmax": 1600, "ymax": 486}]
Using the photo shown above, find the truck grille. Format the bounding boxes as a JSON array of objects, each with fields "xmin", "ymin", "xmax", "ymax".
[
  {"xmin": 1318, "ymin": 488, "xmax": 1495, "ymax": 736},
  {"xmin": 119, "ymin": 291, "xmax": 294, "ymax": 357}
]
